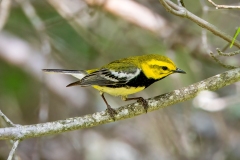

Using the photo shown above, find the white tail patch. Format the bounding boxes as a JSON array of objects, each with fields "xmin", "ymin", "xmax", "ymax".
[
  {"xmin": 42, "ymin": 69, "xmax": 86, "ymax": 80},
  {"xmin": 69, "ymin": 73, "xmax": 86, "ymax": 80}
]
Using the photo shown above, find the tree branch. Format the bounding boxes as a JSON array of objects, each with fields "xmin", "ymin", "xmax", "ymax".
[
  {"xmin": 0, "ymin": 110, "xmax": 16, "ymax": 127},
  {"xmin": 7, "ymin": 140, "xmax": 19, "ymax": 160},
  {"xmin": 207, "ymin": 0, "xmax": 240, "ymax": 9},
  {"xmin": 0, "ymin": 68, "xmax": 240, "ymax": 140},
  {"xmin": 177, "ymin": 0, "xmax": 185, "ymax": 7},
  {"xmin": 209, "ymin": 52, "xmax": 237, "ymax": 69},
  {"xmin": 48, "ymin": 0, "xmax": 240, "ymax": 56},
  {"xmin": 159, "ymin": 0, "xmax": 240, "ymax": 49},
  {"xmin": 216, "ymin": 48, "xmax": 240, "ymax": 56}
]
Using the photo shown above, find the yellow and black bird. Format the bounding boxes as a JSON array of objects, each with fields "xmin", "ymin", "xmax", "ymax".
[{"xmin": 43, "ymin": 54, "xmax": 186, "ymax": 118}]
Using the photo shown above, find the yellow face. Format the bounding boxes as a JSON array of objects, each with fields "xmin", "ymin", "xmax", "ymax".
[{"xmin": 141, "ymin": 59, "xmax": 177, "ymax": 80}]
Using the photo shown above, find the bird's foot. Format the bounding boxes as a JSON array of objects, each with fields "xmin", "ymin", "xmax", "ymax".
[
  {"xmin": 106, "ymin": 105, "xmax": 117, "ymax": 120},
  {"xmin": 137, "ymin": 97, "xmax": 148, "ymax": 113}
]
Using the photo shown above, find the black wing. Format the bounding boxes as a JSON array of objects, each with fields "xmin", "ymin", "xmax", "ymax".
[{"xmin": 67, "ymin": 66, "xmax": 141, "ymax": 87}]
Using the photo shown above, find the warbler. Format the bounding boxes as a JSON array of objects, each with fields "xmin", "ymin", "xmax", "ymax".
[{"xmin": 43, "ymin": 54, "xmax": 186, "ymax": 118}]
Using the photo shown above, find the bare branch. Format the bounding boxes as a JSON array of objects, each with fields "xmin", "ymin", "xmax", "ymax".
[
  {"xmin": 207, "ymin": 0, "xmax": 240, "ymax": 9},
  {"xmin": 0, "ymin": 68, "xmax": 240, "ymax": 140},
  {"xmin": 0, "ymin": 110, "xmax": 17, "ymax": 127},
  {"xmin": 209, "ymin": 52, "xmax": 237, "ymax": 69},
  {"xmin": 159, "ymin": 0, "xmax": 240, "ymax": 49},
  {"xmin": 159, "ymin": 0, "xmax": 184, "ymax": 16},
  {"xmin": 216, "ymin": 48, "xmax": 240, "ymax": 56},
  {"xmin": 47, "ymin": 0, "xmax": 240, "ymax": 53},
  {"xmin": 177, "ymin": 0, "xmax": 185, "ymax": 7},
  {"xmin": 7, "ymin": 140, "xmax": 20, "ymax": 160},
  {"xmin": 209, "ymin": 48, "xmax": 240, "ymax": 69}
]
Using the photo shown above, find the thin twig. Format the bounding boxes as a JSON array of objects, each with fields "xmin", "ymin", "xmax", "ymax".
[
  {"xmin": 59, "ymin": 0, "xmax": 240, "ymax": 50},
  {"xmin": 159, "ymin": 0, "xmax": 184, "ymax": 16},
  {"xmin": 207, "ymin": 0, "xmax": 240, "ymax": 9},
  {"xmin": 177, "ymin": 0, "xmax": 185, "ymax": 7},
  {"xmin": 0, "ymin": 110, "xmax": 16, "ymax": 127},
  {"xmin": 7, "ymin": 140, "xmax": 20, "ymax": 160},
  {"xmin": 159, "ymin": 0, "xmax": 240, "ymax": 49},
  {"xmin": 0, "ymin": 68, "xmax": 240, "ymax": 140},
  {"xmin": 216, "ymin": 48, "xmax": 240, "ymax": 56},
  {"xmin": 200, "ymin": 2, "xmax": 238, "ymax": 55},
  {"xmin": 210, "ymin": 52, "xmax": 237, "ymax": 69}
]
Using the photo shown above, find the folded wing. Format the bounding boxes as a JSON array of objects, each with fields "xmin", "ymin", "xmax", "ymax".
[{"xmin": 67, "ymin": 64, "xmax": 141, "ymax": 87}]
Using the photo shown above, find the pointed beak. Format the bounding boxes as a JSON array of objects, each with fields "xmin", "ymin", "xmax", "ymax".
[{"xmin": 174, "ymin": 68, "xmax": 186, "ymax": 74}]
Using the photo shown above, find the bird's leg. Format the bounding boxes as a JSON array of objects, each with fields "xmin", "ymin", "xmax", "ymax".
[
  {"xmin": 122, "ymin": 96, "xmax": 148, "ymax": 113},
  {"xmin": 100, "ymin": 93, "xmax": 117, "ymax": 119}
]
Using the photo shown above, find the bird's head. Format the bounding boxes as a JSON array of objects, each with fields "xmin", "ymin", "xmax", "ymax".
[{"xmin": 140, "ymin": 54, "xmax": 186, "ymax": 80}]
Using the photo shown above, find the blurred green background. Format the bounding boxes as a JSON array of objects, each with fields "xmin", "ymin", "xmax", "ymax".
[{"xmin": 0, "ymin": 0, "xmax": 240, "ymax": 160}]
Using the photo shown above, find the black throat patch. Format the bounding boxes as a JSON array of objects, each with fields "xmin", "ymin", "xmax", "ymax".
[
  {"xmin": 126, "ymin": 71, "xmax": 166, "ymax": 88},
  {"xmin": 103, "ymin": 71, "xmax": 167, "ymax": 88}
]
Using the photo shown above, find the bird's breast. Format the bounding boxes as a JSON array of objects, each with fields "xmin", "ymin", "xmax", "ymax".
[{"xmin": 92, "ymin": 85, "xmax": 145, "ymax": 96}]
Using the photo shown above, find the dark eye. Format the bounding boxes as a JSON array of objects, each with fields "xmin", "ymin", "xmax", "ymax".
[{"xmin": 162, "ymin": 66, "xmax": 168, "ymax": 70}]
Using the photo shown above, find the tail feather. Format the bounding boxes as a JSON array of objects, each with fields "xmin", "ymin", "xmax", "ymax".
[
  {"xmin": 66, "ymin": 80, "xmax": 90, "ymax": 87},
  {"xmin": 66, "ymin": 80, "xmax": 81, "ymax": 87},
  {"xmin": 42, "ymin": 69, "xmax": 87, "ymax": 80}
]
